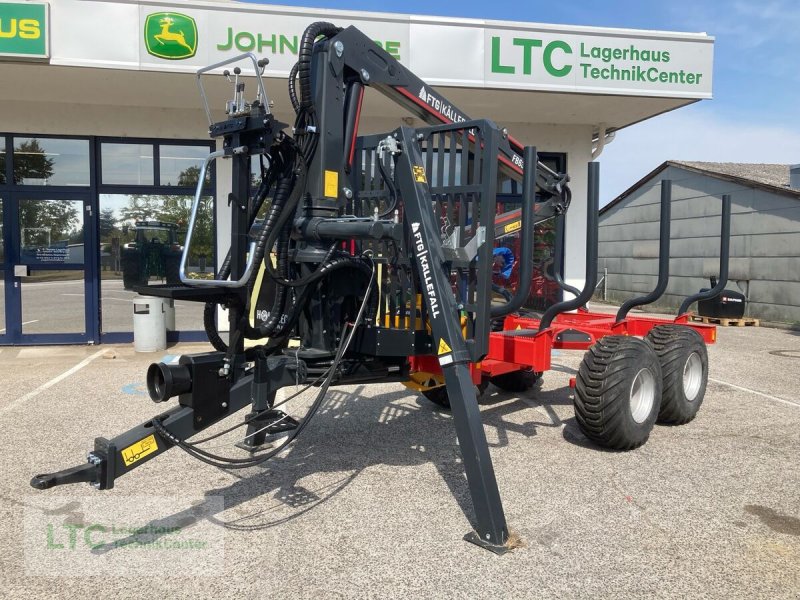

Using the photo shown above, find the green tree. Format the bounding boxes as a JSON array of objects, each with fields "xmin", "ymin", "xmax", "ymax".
[
  {"xmin": 118, "ymin": 194, "xmax": 161, "ymax": 224},
  {"xmin": 178, "ymin": 165, "xmax": 200, "ymax": 186},
  {"xmin": 18, "ymin": 199, "xmax": 80, "ymax": 248},
  {"xmin": 99, "ymin": 207, "xmax": 117, "ymax": 240},
  {"xmin": 13, "ymin": 139, "xmax": 54, "ymax": 185}
]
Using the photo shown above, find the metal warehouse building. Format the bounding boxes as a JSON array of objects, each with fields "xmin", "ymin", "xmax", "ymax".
[
  {"xmin": 0, "ymin": 0, "xmax": 714, "ymax": 345},
  {"xmin": 599, "ymin": 162, "xmax": 800, "ymax": 323}
]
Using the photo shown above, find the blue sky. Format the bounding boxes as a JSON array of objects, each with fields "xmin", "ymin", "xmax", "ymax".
[{"xmin": 241, "ymin": 0, "xmax": 800, "ymax": 203}]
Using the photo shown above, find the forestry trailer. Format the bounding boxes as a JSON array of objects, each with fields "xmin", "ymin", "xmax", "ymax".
[{"xmin": 31, "ymin": 22, "xmax": 730, "ymax": 554}]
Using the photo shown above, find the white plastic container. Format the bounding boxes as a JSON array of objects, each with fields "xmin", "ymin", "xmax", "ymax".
[
  {"xmin": 163, "ymin": 298, "xmax": 176, "ymax": 333},
  {"xmin": 133, "ymin": 296, "xmax": 167, "ymax": 352}
]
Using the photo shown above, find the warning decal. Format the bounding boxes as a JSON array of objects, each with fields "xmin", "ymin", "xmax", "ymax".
[
  {"xmin": 324, "ymin": 170, "xmax": 339, "ymax": 198},
  {"xmin": 437, "ymin": 338, "xmax": 452, "ymax": 355},
  {"xmin": 121, "ymin": 434, "xmax": 158, "ymax": 467},
  {"xmin": 412, "ymin": 165, "xmax": 427, "ymax": 183}
]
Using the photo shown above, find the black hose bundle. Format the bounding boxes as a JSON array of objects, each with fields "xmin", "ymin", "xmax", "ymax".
[
  {"xmin": 206, "ymin": 23, "xmax": 357, "ymax": 353},
  {"xmin": 203, "ymin": 142, "xmax": 297, "ymax": 352},
  {"xmin": 241, "ymin": 161, "xmax": 306, "ymax": 339},
  {"xmin": 292, "ymin": 22, "xmax": 342, "ymax": 166},
  {"xmin": 297, "ymin": 22, "xmax": 342, "ymax": 109},
  {"xmin": 288, "ymin": 62, "xmax": 300, "ymax": 113},
  {"xmin": 151, "ymin": 255, "xmax": 377, "ymax": 471},
  {"xmin": 377, "ymin": 154, "xmax": 398, "ymax": 218},
  {"xmin": 203, "ymin": 175, "xmax": 272, "ymax": 353},
  {"xmin": 272, "ymin": 253, "xmax": 379, "ymax": 339}
]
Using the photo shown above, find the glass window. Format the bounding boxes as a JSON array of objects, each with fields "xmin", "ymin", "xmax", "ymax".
[
  {"xmin": 18, "ymin": 198, "xmax": 85, "ymax": 265},
  {"xmin": 0, "ymin": 199, "xmax": 4, "ymax": 332},
  {"xmin": 0, "ymin": 144, "xmax": 6, "ymax": 185},
  {"xmin": 0, "ymin": 198, "xmax": 4, "ymax": 263},
  {"xmin": 101, "ymin": 143, "xmax": 154, "ymax": 185},
  {"xmin": 99, "ymin": 193, "xmax": 214, "ymax": 333},
  {"xmin": 22, "ymin": 270, "xmax": 85, "ymax": 334},
  {"xmin": 13, "ymin": 138, "xmax": 90, "ymax": 186},
  {"xmin": 159, "ymin": 145, "xmax": 210, "ymax": 186}
]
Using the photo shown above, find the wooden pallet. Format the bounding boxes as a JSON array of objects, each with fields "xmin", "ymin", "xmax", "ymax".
[{"xmin": 691, "ymin": 315, "xmax": 759, "ymax": 327}]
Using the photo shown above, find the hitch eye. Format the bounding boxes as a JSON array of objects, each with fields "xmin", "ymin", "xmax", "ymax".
[{"xmin": 147, "ymin": 362, "xmax": 192, "ymax": 403}]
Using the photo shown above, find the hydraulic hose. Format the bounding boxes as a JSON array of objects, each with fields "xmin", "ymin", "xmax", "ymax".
[
  {"xmin": 203, "ymin": 174, "xmax": 274, "ymax": 352},
  {"xmin": 249, "ymin": 170, "xmax": 304, "ymax": 287},
  {"xmin": 238, "ymin": 169, "xmax": 301, "ymax": 340},
  {"xmin": 153, "ymin": 257, "xmax": 377, "ymax": 472},
  {"xmin": 491, "ymin": 146, "xmax": 537, "ymax": 318},
  {"xmin": 298, "ymin": 22, "xmax": 342, "ymax": 109},
  {"xmin": 288, "ymin": 62, "xmax": 300, "ymax": 113},
  {"xmin": 377, "ymin": 155, "xmax": 398, "ymax": 218},
  {"xmin": 238, "ymin": 158, "xmax": 307, "ymax": 341},
  {"xmin": 203, "ymin": 146, "xmax": 295, "ymax": 351},
  {"xmin": 244, "ymin": 222, "xmax": 291, "ymax": 339},
  {"xmin": 272, "ymin": 255, "xmax": 379, "ymax": 339}
]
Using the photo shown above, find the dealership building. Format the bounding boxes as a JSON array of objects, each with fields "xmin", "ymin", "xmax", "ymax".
[{"xmin": 0, "ymin": 0, "xmax": 714, "ymax": 345}]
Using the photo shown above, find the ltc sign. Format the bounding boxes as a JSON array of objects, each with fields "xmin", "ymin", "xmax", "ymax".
[{"xmin": 0, "ymin": 2, "xmax": 48, "ymax": 59}]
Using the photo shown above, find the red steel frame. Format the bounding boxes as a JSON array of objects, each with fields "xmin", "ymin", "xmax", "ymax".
[{"xmin": 411, "ymin": 311, "xmax": 717, "ymax": 384}]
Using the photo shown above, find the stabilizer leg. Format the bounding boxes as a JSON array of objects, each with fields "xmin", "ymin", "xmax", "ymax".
[
  {"xmin": 237, "ymin": 352, "xmax": 301, "ymax": 452},
  {"xmin": 443, "ymin": 363, "xmax": 510, "ymax": 553},
  {"xmin": 393, "ymin": 125, "xmax": 510, "ymax": 552}
]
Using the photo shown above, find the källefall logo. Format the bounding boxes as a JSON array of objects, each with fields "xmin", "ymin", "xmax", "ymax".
[{"xmin": 144, "ymin": 12, "xmax": 197, "ymax": 60}]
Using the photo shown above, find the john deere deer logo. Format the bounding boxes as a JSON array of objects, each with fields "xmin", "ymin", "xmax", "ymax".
[{"xmin": 144, "ymin": 12, "xmax": 197, "ymax": 60}]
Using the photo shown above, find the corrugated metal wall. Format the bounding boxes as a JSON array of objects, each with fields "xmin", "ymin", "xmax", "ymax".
[{"xmin": 598, "ymin": 165, "xmax": 800, "ymax": 323}]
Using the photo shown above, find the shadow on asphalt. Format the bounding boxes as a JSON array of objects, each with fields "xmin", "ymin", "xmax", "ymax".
[{"xmin": 89, "ymin": 381, "xmax": 577, "ymax": 554}]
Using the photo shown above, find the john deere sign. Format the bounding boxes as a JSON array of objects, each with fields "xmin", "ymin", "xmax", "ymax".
[
  {"xmin": 144, "ymin": 12, "xmax": 197, "ymax": 60},
  {"xmin": 0, "ymin": 2, "xmax": 48, "ymax": 59}
]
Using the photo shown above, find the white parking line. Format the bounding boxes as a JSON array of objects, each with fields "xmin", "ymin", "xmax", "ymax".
[
  {"xmin": 1, "ymin": 349, "xmax": 107, "ymax": 415},
  {"xmin": 16, "ymin": 280, "xmax": 84, "ymax": 286},
  {"xmin": 709, "ymin": 377, "xmax": 800, "ymax": 408},
  {"xmin": 63, "ymin": 293, "xmax": 132, "ymax": 303},
  {"xmin": 0, "ymin": 319, "xmax": 39, "ymax": 334}
]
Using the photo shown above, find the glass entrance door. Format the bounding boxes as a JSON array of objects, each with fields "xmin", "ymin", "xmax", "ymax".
[
  {"xmin": 0, "ymin": 192, "xmax": 96, "ymax": 344},
  {"xmin": 0, "ymin": 196, "xmax": 7, "ymax": 344}
]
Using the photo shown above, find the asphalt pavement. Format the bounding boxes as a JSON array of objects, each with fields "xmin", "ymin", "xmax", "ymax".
[{"xmin": 0, "ymin": 314, "xmax": 798, "ymax": 598}]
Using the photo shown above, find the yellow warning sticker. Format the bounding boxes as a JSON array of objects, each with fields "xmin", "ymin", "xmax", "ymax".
[
  {"xmin": 412, "ymin": 165, "xmax": 427, "ymax": 183},
  {"xmin": 121, "ymin": 434, "xmax": 158, "ymax": 467},
  {"xmin": 504, "ymin": 221, "xmax": 522, "ymax": 234},
  {"xmin": 324, "ymin": 170, "xmax": 339, "ymax": 198},
  {"xmin": 437, "ymin": 338, "xmax": 452, "ymax": 355}
]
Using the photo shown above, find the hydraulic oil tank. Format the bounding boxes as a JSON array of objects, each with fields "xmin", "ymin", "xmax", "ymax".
[{"xmin": 697, "ymin": 277, "xmax": 746, "ymax": 319}]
